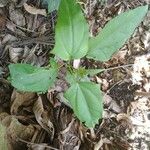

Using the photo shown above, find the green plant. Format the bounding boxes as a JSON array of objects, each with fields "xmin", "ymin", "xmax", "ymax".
[{"xmin": 9, "ymin": 0, "xmax": 148, "ymax": 128}]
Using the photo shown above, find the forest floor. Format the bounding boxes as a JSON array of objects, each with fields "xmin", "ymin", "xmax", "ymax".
[{"xmin": 0, "ymin": 0, "xmax": 150, "ymax": 150}]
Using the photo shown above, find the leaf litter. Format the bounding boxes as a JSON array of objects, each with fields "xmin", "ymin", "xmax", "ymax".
[{"xmin": 0, "ymin": 0, "xmax": 150, "ymax": 149}]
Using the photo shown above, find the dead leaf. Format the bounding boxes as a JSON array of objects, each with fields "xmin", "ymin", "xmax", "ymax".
[
  {"xmin": 11, "ymin": 90, "xmax": 37, "ymax": 115},
  {"xmin": 0, "ymin": 114, "xmax": 34, "ymax": 149},
  {"xmin": 0, "ymin": 15, "xmax": 6, "ymax": 30},
  {"xmin": 0, "ymin": 0, "xmax": 10, "ymax": 7},
  {"xmin": 56, "ymin": 108, "xmax": 81, "ymax": 150},
  {"xmin": 103, "ymin": 94, "xmax": 121, "ymax": 113},
  {"xmin": 33, "ymin": 96, "xmax": 54, "ymax": 139},
  {"xmin": 18, "ymin": 138, "xmax": 59, "ymax": 150},
  {"xmin": 30, "ymin": 144, "xmax": 48, "ymax": 150},
  {"xmin": 132, "ymin": 54, "xmax": 150, "ymax": 84},
  {"xmin": 2, "ymin": 34, "xmax": 17, "ymax": 45},
  {"xmin": 0, "ymin": 112, "xmax": 11, "ymax": 127},
  {"xmin": 0, "ymin": 112, "xmax": 9, "ymax": 122},
  {"xmin": 112, "ymin": 50, "xmax": 127, "ymax": 63},
  {"xmin": 9, "ymin": 4, "xmax": 25, "ymax": 26},
  {"xmin": 9, "ymin": 47, "xmax": 23, "ymax": 63},
  {"xmin": 23, "ymin": 3, "xmax": 47, "ymax": 16},
  {"xmin": 116, "ymin": 113, "xmax": 132, "ymax": 133},
  {"xmin": 94, "ymin": 137, "xmax": 111, "ymax": 150},
  {"xmin": 9, "ymin": 117, "xmax": 34, "ymax": 139},
  {"xmin": 117, "ymin": 113, "xmax": 131, "ymax": 123},
  {"xmin": 0, "ymin": 123, "xmax": 12, "ymax": 150}
]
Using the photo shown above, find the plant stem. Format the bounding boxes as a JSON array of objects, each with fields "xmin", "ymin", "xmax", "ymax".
[{"xmin": 104, "ymin": 63, "xmax": 134, "ymax": 72}]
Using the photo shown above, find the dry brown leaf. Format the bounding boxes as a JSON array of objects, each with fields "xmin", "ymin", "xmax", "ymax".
[
  {"xmin": 9, "ymin": 47, "xmax": 23, "ymax": 63},
  {"xmin": 132, "ymin": 54, "xmax": 150, "ymax": 84},
  {"xmin": 0, "ymin": 114, "xmax": 34, "ymax": 149},
  {"xmin": 9, "ymin": 4, "xmax": 25, "ymax": 26},
  {"xmin": 7, "ymin": 117, "xmax": 34, "ymax": 141},
  {"xmin": 33, "ymin": 96, "xmax": 54, "ymax": 138},
  {"xmin": 22, "ymin": 45, "xmax": 46, "ymax": 66},
  {"xmin": 0, "ymin": 113, "xmax": 12, "ymax": 127},
  {"xmin": 141, "ymin": 11, "xmax": 150, "ymax": 49},
  {"xmin": 11, "ymin": 90, "xmax": 37, "ymax": 115},
  {"xmin": 117, "ymin": 113, "xmax": 131, "ymax": 122},
  {"xmin": 0, "ymin": 15, "xmax": 6, "ymax": 30},
  {"xmin": 0, "ymin": 122, "xmax": 13, "ymax": 150},
  {"xmin": 0, "ymin": 0, "xmax": 10, "ymax": 7},
  {"xmin": 23, "ymin": 3, "xmax": 47, "ymax": 16},
  {"xmin": 129, "ymin": 96, "xmax": 150, "ymax": 149},
  {"xmin": 116, "ymin": 113, "xmax": 132, "ymax": 133},
  {"xmin": 30, "ymin": 144, "xmax": 48, "ymax": 150},
  {"xmin": 18, "ymin": 138, "xmax": 59, "ymax": 150},
  {"xmin": 57, "ymin": 108, "xmax": 81, "ymax": 150},
  {"xmin": 143, "ymin": 82, "xmax": 150, "ymax": 92},
  {"xmin": 2, "ymin": 35, "xmax": 17, "ymax": 45},
  {"xmin": 103, "ymin": 94, "xmax": 121, "ymax": 113},
  {"xmin": 94, "ymin": 137, "xmax": 111, "ymax": 150},
  {"xmin": 112, "ymin": 50, "xmax": 127, "ymax": 63},
  {"xmin": 0, "ymin": 112, "xmax": 9, "ymax": 121}
]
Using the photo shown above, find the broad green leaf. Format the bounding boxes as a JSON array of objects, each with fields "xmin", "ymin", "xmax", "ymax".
[
  {"xmin": 65, "ymin": 81, "xmax": 103, "ymax": 127},
  {"xmin": 87, "ymin": 5, "xmax": 148, "ymax": 61},
  {"xmin": 52, "ymin": 0, "xmax": 89, "ymax": 61},
  {"xmin": 0, "ymin": 123, "xmax": 8, "ymax": 150},
  {"xmin": 65, "ymin": 71, "xmax": 77, "ymax": 85},
  {"xmin": 9, "ymin": 64, "xmax": 58, "ymax": 93},
  {"xmin": 42, "ymin": 0, "xmax": 60, "ymax": 13},
  {"xmin": 49, "ymin": 58, "xmax": 59, "ymax": 68}
]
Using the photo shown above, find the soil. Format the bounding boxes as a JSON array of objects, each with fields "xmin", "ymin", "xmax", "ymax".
[{"xmin": 0, "ymin": 0, "xmax": 150, "ymax": 150}]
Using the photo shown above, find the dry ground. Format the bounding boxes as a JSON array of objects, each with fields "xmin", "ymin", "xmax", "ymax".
[{"xmin": 0, "ymin": 0, "xmax": 150, "ymax": 150}]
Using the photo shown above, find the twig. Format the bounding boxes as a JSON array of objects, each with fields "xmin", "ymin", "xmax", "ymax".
[
  {"xmin": 104, "ymin": 63, "xmax": 134, "ymax": 72},
  {"xmin": 135, "ymin": 91, "xmax": 150, "ymax": 97},
  {"xmin": 11, "ymin": 36, "xmax": 54, "ymax": 46},
  {"xmin": 17, "ymin": 138, "xmax": 59, "ymax": 150}
]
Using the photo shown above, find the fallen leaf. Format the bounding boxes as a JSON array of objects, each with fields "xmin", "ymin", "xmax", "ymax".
[
  {"xmin": 9, "ymin": 47, "xmax": 23, "ymax": 63},
  {"xmin": 0, "ymin": 123, "xmax": 12, "ymax": 150},
  {"xmin": 2, "ymin": 35, "xmax": 17, "ymax": 45},
  {"xmin": 23, "ymin": 3, "xmax": 47, "ymax": 16},
  {"xmin": 0, "ymin": 15, "xmax": 6, "ymax": 30},
  {"xmin": 0, "ymin": 0, "xmax": 10, "ymax": 7},
  {"xmin": 103, "ymin": 94, "xmax": 121, "ymax": 113},
  {"xmin": 0, "ymin": 113, "xmax": 34, "ymax": 149},
  {"xmin": 7, "ymin": 117, "xmax": 34, "ymax": 141},
  {"xmin": 9, "ymin": 4, "xmax": 25, "ymax": 26},
  {"xmin": 33, "ymin": 96, "xmax": 54, "ymax": 138},
  {"xmin": 11, "ymin": 90, "xmax": 37, "ymax": 115},
  {"xmin": 112, "ymin": 49, "xmax": 127, "ymax": 63},
  {"xmin": 132, "ymin": 54, "xmax": 150, "ymax": 84}
]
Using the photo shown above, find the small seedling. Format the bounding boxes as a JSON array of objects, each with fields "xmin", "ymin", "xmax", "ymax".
[{"xmin": 9, "ymin": 0, "xmax": 148, "ymax": 127}]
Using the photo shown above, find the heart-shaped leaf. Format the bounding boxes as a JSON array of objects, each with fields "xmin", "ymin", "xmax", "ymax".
[
  {"xmin": 87, "ymin": 5, "xmax": 148, "ymax": 61},
  {"xmin": 65, "ymin": 81, "xmax": 103, "ymax": 127},
  {"xmin": 52, "ymin": 0, "xmax": 89, "ymax": 61},
  {"xmin": 9, "ymin": 64, "xmax": 58, "ymax": 93}
]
